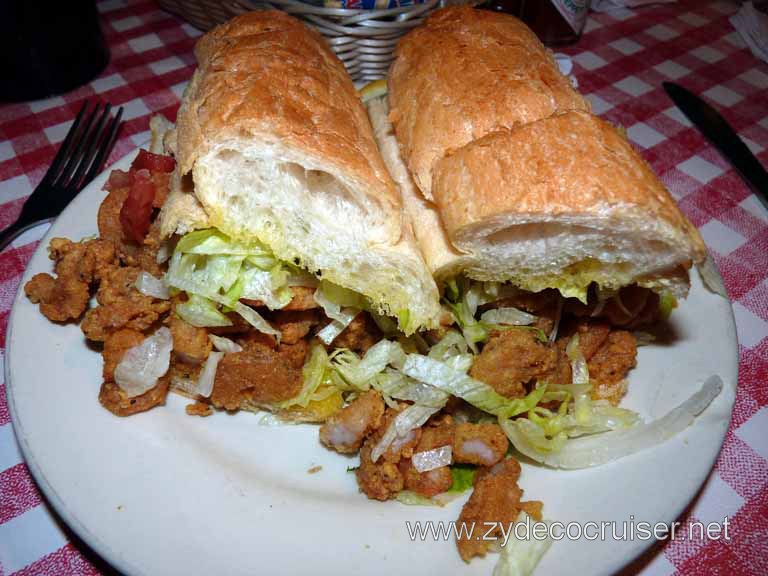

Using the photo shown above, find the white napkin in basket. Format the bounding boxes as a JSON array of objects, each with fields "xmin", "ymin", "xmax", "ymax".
[
  {"xmin": 591, "ymin": 0, "xmax": 676, "ymax": 12},
  {"xmin": 731, "ymin": 2, "xmax": 768, "ymax": 63}
]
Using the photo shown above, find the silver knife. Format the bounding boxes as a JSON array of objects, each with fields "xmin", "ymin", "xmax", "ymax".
[{"xmin": 663, "ymin": 81, "xmax": 768, "ymax": 211}]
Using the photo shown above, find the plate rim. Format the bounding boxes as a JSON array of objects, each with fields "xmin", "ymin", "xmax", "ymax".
[{"xmin": 6, "ymin": 148, "xmax": 145, "ymax": 576}]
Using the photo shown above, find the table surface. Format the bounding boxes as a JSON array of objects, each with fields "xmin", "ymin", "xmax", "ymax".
[{"xmin": 0, "ymin": 0, "xmax": 766, "ymax": 574}]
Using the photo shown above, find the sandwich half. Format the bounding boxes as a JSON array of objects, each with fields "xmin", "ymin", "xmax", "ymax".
[
  {"xmin": 385, "ymin": 6, "xmax": 706, "ymax": 303},
  {"xmin": 363, "ymin": 6, "xmax": 711, "ymax": 468},
  {"xmin": 161, "ymin": 10, "xmax": 440, "ymax": 337},
  {"xmin": 155, "ymin": 11, "xmax": 442, "ymax": 420}
]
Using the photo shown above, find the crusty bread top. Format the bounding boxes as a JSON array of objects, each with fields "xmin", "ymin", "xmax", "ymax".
[
  {"xmin": 175, "ymin": 10, "xmax": 400, "ymax": 225},
  {"xmin": 432, "ymin": 110, "xmax": 707, "ymax": 263},
  {"xmin": 388, "ymin": 6, "xmax": 589, "ymax": 199}
]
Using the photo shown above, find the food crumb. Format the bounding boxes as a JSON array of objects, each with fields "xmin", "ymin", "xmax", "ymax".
[
  {"xmin": 186, "ymin": 401, "xmax": 213, "ymax": 417},
  {"xmin": 307, "ymin": 465, "xmax": 322, "ymax": 474}
]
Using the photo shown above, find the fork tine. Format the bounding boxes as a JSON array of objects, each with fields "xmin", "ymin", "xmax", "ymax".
[
  {"xmin": 81, "ymin": 107, "xmax": 124, "ymax": 188},
  {"xmin": 69, "ymin": 103, "xmax": 112, "ymax": 191},
  {"xmin": 40, "ymin": 101, "xmax": 90, "ymax": 186},
  {"xmin": 53, "ymin": 102, "xmax": 102, "ymax": 188}
]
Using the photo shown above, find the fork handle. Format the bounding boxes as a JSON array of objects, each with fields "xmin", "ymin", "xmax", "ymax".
[{"xmin": 0, "ymin": 217, "xmax": 49, "ymax": 253}]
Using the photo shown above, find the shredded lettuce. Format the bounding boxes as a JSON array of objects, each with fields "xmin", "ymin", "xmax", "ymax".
[
  {"xmin": 233, "ymin": 302, "xmax": 281, "ymax": 339},
  {"xmin": 412, "ymin": 445, "xmax": 452, "ymax": 472},
  {"xmin": 279, "ymin": 342, "xmax": 330, "ymax": 409},
  {"xmin": 313, "ymin": 280, "xmax": 369, "ymax": 344},
  {"xmin": 174, "ymin": 228, "xmax": 270, "ymax": 256},
  {"xmin": 480, "ymin": 307, "xmax": 537, "ymax": 326},
  {"xmin": 428, "ymin": 329, "xmax": 469, "ymax": 361},
  {"xmin": 134, "ymin": 271, "xmax": 169, "ymax": 299},
  {"xmin": 401, "ymin": 354, "xmax": 547, "ymax": 419},
  {"xmin": 165, "ymin": 229, "xmax": 295, "ymax": 336},
  {"xmin": 566, "ymin": 334, "xmax": 591, "ymax": 425},
  {"xmin": 442, "ymin": 278, "xmax": 541, "ymax": 351},
  {"xmin": 317, "ymin": 310, "xmax": 359, "ymax": 345},
  {"xmin": 493, "ymin": 511, "xmax": 553, "ymax": 576},
  {"xmin": 175, "ymin": 294, "xmax": 232, "ymax": 328},
  {"xmin": 314, "ymin": 281, "xmax": 368, "ymax": 320},
  {"xmin": 168, "ymin": 229, "xmax": 414, "ymax": 336},
  {"xmin": 500, "ymin": 333, "xmax": 640, "ymax": 458},
  {"xmin": 208, "ymin": 334, "xmax": 242, "ymax": 353},
  {"xmin": 239, "ymin": 265, "xmax": 292, "ymax": 310},
  {"xmin": 502, "ymin": 376, "xmax": 722, "ymax": 469},
  {"xmin": 331, "ymin": 340, "xmax": 407, "ymax": 390},
  {"xmin": 114, "ymin": 327, "xmax": 173, "ymax": 398},
  {"xmin": 195, "ymin": 351, "xmax": 223, "ymax": 398},
  {"xmin": 448, "ymin": 464, "xmax": 476, "ymax": 493},
  {"xmin": 697, "ymin": 252, "xmax": 728, "ymax": 299},
  {"xmin": 659, "ymin": 291, "xmax": 678, "ymax": 319},
  {"xmin": 372, "ymin": 403, "xmax": 444, "ymax": 462}
]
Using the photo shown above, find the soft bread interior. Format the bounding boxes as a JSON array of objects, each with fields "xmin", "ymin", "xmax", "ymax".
[
  {"xmin": 165, "ymin": 137, "xmax": 441, "ymax": 333},
  {"xmin": 454, "ymin": 213, "xmax": 693, "ymax": 298}
]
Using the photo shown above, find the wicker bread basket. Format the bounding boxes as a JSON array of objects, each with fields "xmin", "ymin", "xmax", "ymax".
[{"xmin": 157, "ymin": 0, "xmax": 441, "ymax": 82}]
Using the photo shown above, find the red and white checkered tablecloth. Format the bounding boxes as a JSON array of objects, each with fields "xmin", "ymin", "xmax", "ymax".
[{"xmin": 0, "ymin": 0, "xmax": 766, "ymax": 574}]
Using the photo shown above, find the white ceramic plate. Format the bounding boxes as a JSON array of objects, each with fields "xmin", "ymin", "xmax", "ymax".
[{"xmin": 7, "ymin": 148, "xmax": 738, "ymax": 576}]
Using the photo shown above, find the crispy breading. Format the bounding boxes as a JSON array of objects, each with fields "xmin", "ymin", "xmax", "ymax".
[
  {"xmin": 469, "ymin": 328, "xmax": 556, "ymax": 398},
  {"xmin": 400, "ymin": 462, "xmax": 453, "ymax": 498},
  {"xmin": 356, "ymin": 438, "xmax": 404, "ymax": 501},
  {"xmin": 333, "ymin": 313, "xmax": 382, "ymax": 353},
  {"xmin": 270, "ymin": 309, "xmax": 321, "ymax": 345},
  {"xmin": 282, "ymin": 286, "xmax": 319, "ymax": 311},
  {"xmin": 542, "ymin": 320, "xmax": 611, "ymax": 385},
  {"xmin": 25, "ymin": 272, "xmax": 90, "ymax": 322},
  {"xmin": 453, "ymin": 423, "xmax": 508, "ymax": 467},
  {"xmin": 24, "ymin": 238, "xmax": 117, "ymax": 322},
  {"xmin": 99, "ymin": 376, "xmax": 170, "ymax": 417},
  {"xmin": 320, "ymin": 390, "xmax": 385, "ymax": 454},
  {"xmin": 81, "ymin": 267, "xmax": 170, "ymax": 341},
  {"xmin": 210, "ymin": 337, "xmax": 308, "ymax": 410},
  {"xmin": 571, "ymin": 320, "xmax": 611, "ymax": 360},
  {"xmin": 170, "ymin": 315, "xmax": 211, "ymax": 365},
  {"xmin": 456, "ymin": 458, "xmax": 542, "ymax": 561},
  {"xmin": 186, "ymin": 401, "xmax": 214, "ymax": 417},
  {"xmin": 588, "ymin": 331, "xmax": 637, "ymax": 405},
  {"xmin": 168, "ymin": 357, "xmax": 203, "ymax": 397},
  {"xmin": 418, "ymin": 415, "xmax": 455, "ymax": 451}
]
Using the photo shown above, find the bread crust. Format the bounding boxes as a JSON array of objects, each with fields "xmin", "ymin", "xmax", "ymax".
[
  {"xmin": 388, "ymin": 6, "xmax": 588, "ymax": 199},
  {"xmin": 432, "ymin": 110, "xmax": 706, "ymax": 261},
  {"xmin": 175, "ymin": 10, "xmax": 400, "ymax": 224}
]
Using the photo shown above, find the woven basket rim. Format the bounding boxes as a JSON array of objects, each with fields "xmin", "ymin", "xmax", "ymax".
[{"xmin": 240, "ymin": 0, "xmax": 438, "ymax": 22}]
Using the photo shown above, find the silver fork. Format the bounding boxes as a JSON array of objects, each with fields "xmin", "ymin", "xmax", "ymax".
[{"xmin": 0, "ymin": 101, "xmax": 123, "ymax": 252}]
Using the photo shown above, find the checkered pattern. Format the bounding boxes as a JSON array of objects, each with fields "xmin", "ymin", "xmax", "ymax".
[{"xmin": 0, "ymin": 0, "xmax": 766, "ymax": 574}]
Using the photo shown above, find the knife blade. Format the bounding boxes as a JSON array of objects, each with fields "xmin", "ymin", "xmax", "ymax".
[{"xmin": 663, "ymin": 81, "xmax": 768, "ymax": 211}]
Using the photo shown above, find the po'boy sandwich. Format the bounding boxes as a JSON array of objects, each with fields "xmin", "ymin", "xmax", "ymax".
[{"xmin": 365, "ymin": 5, "xmax": 711, "ymax": 469}]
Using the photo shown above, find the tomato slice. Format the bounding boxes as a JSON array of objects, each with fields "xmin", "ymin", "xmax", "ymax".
[
  {"xmin": 119, "ymin": 169, "xmax": 156, "ymax": 243},
  {"xmin": 131, "ymin": 149, "xmax": 176, "ymax": 173}
]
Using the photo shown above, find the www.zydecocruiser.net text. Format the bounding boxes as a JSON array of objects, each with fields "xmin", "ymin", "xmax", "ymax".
[{"xmin": 406, "ymin": 515, "xmax": 731, "ymax": 549}]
